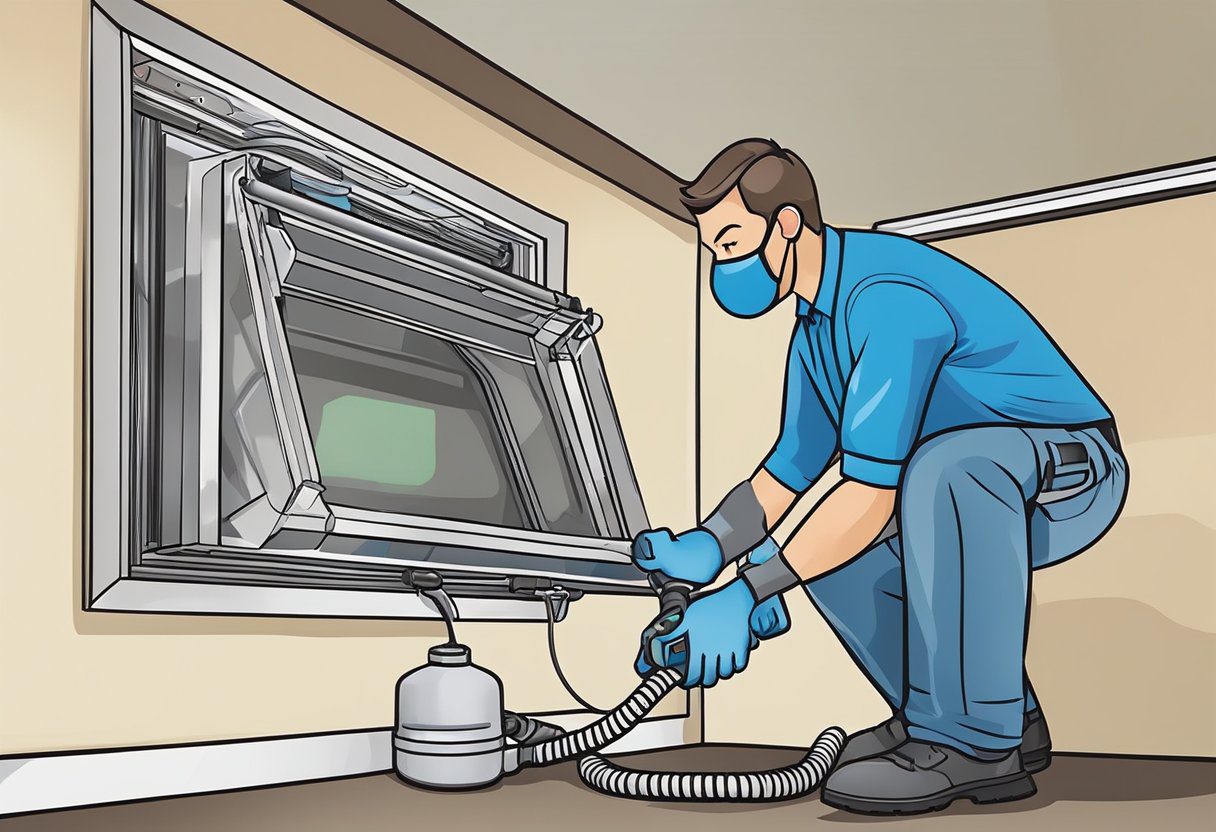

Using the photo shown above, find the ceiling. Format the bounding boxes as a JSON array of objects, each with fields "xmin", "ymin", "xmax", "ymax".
[{"xmin": 399, "ymin": 0, "xmax": 1216, "ymax": 226}]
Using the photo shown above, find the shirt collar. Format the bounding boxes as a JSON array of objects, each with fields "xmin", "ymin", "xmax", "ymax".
[{"xmin": 796, "ymin": 224, "xmax": 841, "ymax": 319}]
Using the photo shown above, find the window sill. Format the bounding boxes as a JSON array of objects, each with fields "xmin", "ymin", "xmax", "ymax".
[{"xmin": 88, "ymin": 577, "xmax": 558, "ymax": 621}]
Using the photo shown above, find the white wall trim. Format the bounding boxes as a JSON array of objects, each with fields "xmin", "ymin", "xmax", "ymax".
[
  {"xmin": 0, "ymin": 729, "xmax": 389, "ymax": 818},
  {"xmin": 0, "ymin": 715, "xmax": 688, "ymax": 818},
  {"xmin": 874, "ymin": 156, "xmax": 1216, "ymax": 240}
]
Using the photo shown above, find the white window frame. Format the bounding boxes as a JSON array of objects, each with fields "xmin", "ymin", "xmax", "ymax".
[{"xmin": 87, "ymin": 0, "xmax": 650, "ymax": 620}]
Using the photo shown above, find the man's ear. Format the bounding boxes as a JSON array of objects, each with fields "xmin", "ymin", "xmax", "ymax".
[{"xmin": 775, "ymin": 205, "xmax": 802, "ymax": 241}]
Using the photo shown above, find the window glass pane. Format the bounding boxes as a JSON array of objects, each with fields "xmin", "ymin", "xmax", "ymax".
[
  {"xmin": 284, "ymin": 296, "xmax": 528, "ymax": 528},
  {"xmin": 316, "ymin": 397, "xmax": 437, "ymax": 488},
  {"xmin": 469, "ymin": 352, "xmax": 597, "ymax": 536}
]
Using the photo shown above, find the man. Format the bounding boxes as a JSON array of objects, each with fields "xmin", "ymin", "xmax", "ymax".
[{"xmin": 634, "ymin": 139, "xmax": 1127, "ymax": 815}]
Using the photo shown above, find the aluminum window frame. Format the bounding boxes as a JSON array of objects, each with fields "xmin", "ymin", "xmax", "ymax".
[
  {"xmin": 227, "ymin": 168, "xmax": 636, "ymax": 542},
  {"xmin": 87, "ymin": 0, "xmax": 650, "ymax": 620}
]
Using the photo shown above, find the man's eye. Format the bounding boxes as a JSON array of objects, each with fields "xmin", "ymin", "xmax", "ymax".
[{"xmin": 722, "ymin": 242, "xmax": 736, "ymax": 254}]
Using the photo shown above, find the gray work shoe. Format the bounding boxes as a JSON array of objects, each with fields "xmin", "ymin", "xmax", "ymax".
[
  {"xmin": 836, "ymin": 715, "xmax": 907, "ymax": 767},
  {"xmin": 835, "ymin": 710, "xmax": 1052, "ymax": 773},
  {"xmin": 1021, "ymin": 707, "xmax": 1052, "ymax": 774},
  {"xmin": 822, "ymin": 741, "xmax": 1036, "ymax": 815}
]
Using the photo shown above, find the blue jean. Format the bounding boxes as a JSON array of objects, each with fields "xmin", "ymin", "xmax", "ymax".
[{"xmin": 806, "ymin": 425, "xmax": 1128, "ymax": 755}]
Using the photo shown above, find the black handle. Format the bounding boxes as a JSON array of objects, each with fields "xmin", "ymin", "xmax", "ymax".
[
  {"xmin": 638, "ymin": 574, "xmax": 695, "ymax": 674},
  {"xmin": 402, "ymin": 568, "xmax": 444, "ymax": 591}
]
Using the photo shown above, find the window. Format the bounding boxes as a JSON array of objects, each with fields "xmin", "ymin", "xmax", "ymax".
[{"xmin": 88, "ymin": 1, "xmax": 649, "ymax": 618}]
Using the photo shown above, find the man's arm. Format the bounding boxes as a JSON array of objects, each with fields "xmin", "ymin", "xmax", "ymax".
[
  {"xmin": 740, "ymin": 282, "xmax": 953, "ymax": 599},
  {"xmin": 779, "ymin": 479, "xmax": 894, "ymax": 581},
  {"xmin": 634, "ymin": 326, "xmax": 836, "ymax": 586},
  {"xmin": 632, "ymin": 468, "xmax": 801, "ymax": 587},
  {"xmin": 750, "ymin": 466, "xmax": 800, "ymax": 528},
  {"xmin": 738, "ymin": 325, "xmax": 841, "ymax": 539},
  {"xmin": 670, "ymin": 331, "xmax": 836, "ymax": 578}
]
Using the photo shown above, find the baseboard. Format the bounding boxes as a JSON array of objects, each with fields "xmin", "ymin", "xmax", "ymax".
[{"xmin": 0, "ymin": 715, "xmax": 688, "ymax": 818}]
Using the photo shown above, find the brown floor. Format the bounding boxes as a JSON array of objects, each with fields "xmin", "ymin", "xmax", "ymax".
[{"xmin": 2, "ymin": 746, "xmax": 1213, "ymax": 831}]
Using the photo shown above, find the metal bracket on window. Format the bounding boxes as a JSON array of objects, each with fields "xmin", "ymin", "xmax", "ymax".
[
  {"xmin": 223, "ymin": 480, "xmax": 335, "ymax": 549},
  {"xmin": 536, "ymin": 586, "xmax": 572, "ymax": 623},
  {"xmin": 537, "ymin": 308, "xmax": 604, "ymax": 361}
]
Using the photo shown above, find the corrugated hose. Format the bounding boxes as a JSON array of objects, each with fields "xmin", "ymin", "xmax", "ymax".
[{"xmin": 507, "ymin": 668, "xmax": 846, "ymax": 802}]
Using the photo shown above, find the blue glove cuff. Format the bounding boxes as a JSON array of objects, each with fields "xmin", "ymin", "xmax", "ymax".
[
  {"xmin": 746, "ymin": 536, "xmax": 782, "ymax": 566},
  {"xmin": 739, "ymin": 539, "xmax": 801, "ymax": 602}
]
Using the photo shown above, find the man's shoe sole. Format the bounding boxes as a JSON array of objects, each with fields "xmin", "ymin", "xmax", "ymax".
[
  {"xmin": 832, "ymin": 746, "xmax": 1050, "ymax": 775},
  {"xmin": 821, "ymin": 772, "xmax": 1037, "ymax": 816}
]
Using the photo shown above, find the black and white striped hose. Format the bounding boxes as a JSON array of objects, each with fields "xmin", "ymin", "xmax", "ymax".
[
  {"xmin": 517, "ymin": 668, "xmax": 682, "ymax": 767},
  {"xmin": 512, "ymin": 667, "xmax": 847, "ymax": 802},
  {"xmin": 578, "ymin": 727, "xmax": 846, "ymax": 802}
]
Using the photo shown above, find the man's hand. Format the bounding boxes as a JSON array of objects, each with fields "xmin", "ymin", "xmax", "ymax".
[
  {"xmin": 650, "ymin": 579, "xmax": 758, "ymax": 689},
  {"xmin": 634, "ymin": 538, "xmax": 792, "ymax": 678},
  {"xmin": 632, "ymin": 527, "xmax": 725, "ymax": 586}
]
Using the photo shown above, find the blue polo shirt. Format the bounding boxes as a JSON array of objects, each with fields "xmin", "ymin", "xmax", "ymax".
[{"xmin": 763, "ymin": 226, "xmax": 1112, "ymax": 490}]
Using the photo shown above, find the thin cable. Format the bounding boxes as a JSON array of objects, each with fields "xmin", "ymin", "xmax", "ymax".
[
  {"xmin": 441, "ymin": 613, "xmax": 458, "ymax": 646},
  {"xmin": 544, "ymin": 598, "xmax": 609, "ymax": 713}
]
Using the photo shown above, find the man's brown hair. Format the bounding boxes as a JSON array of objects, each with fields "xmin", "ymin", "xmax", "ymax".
[{"xmin": 679, "ymin": 138, "xmax": 822, "ymax": 234}]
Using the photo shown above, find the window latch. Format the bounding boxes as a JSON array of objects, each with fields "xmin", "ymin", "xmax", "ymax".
[{"xmin": 509, "ymin": 576, "xmax": 581, "ymax": 622}]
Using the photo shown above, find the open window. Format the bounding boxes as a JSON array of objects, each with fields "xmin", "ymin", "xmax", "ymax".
[{"xmin": 88, "ymin": 4, "xmax": 650, "ymax": 619}]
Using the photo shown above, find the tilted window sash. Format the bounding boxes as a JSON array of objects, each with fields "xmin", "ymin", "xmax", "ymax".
[{"xmin": 165, "ymin": 152, "xmax": 646, "ymax": 590}]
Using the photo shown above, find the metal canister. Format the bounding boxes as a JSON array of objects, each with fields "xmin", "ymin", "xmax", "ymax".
[{"xmin": 394, "ymin": 644, "xmax": 505, "ymax": 790}]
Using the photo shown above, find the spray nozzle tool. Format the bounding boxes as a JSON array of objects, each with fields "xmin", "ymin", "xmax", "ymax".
[{"xmin": 639, "ymin": 573, "xmax": 694, "ymax": 673}]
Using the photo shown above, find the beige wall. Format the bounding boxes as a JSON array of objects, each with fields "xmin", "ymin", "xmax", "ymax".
[
  {"xmin": 939, "ymin": 195, "xmax": 1216, "ymax": 756},
  {"xmin": 404, "ymin": 0, "xmax": 1216, "ymax": 227},
  {"xmin": 700, "ymin": 194, "xmax": 1216, "ymax": 756},
  {"xmin": 0, "ymin": 0, "xmax": 697, "ymax": 754}
]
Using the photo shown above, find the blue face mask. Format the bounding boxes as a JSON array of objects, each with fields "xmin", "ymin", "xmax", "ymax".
[{"xmin": 710, "ymin": 227, "xmax": 796, "ymax": 319}]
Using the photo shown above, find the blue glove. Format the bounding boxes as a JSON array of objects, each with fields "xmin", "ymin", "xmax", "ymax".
[
  {"xmin": 632, "ymin": 527, "xmax": 724, "ymax": 586},
  {"xmin": 650, "ymin": 579, "xmax": 757, "ymax": 689},
  {"xmin": 746, "ymin": 538, "xmax": 791, "ymax": 641}
]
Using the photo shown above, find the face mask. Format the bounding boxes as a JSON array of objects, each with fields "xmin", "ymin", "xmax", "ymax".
[{"xmin": 710, "ymin": 223, "xmax": 797, "ymax": 319}]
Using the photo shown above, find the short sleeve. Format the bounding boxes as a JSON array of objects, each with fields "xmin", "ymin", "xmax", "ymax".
[
  {"xmin": 762, "ymin": 324, "xmax": 837, "ymax": 492},
  {"xmin": 840, "ymin": 283, "xmax": 956, "ymax": 487}
]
